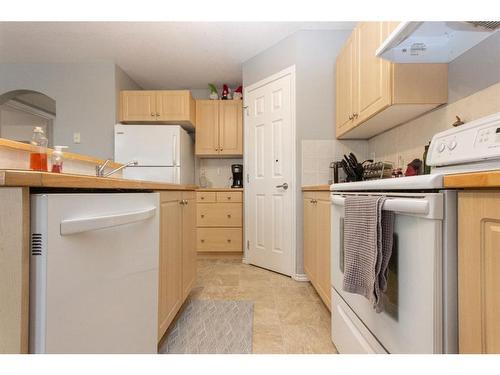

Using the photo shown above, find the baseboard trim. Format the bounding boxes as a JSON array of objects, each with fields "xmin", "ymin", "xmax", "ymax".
[
  {"xmin": 242, "ymin": 257, "xmax": 250, "ymax": 264},
  {"xmin": 292, "ymin": 273, "xmax": 309, "ymax": 282}
]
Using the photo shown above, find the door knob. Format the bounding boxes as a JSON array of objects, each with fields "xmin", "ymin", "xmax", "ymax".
[{"xmin": 276, "ymin": 182, "xmax": 289, "ymax": 190}]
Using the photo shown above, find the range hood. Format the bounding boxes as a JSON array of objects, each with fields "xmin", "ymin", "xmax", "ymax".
[{"xmin": 376, "ymin": 21, "xmax": 500, "ymax": 63}]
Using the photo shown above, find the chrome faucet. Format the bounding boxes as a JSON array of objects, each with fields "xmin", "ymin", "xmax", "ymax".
[{"xmin": 96, "ymin": 159, "xmax": 138, "ymax": 178}]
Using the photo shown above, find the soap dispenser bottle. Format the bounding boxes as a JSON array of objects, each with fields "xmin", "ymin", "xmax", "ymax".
[
  {"xmin": 51, "ymin": 146, "xmax": 68, "ymax": 173},
  {"xmin": 30, "ymin": 126, "xmax": 48, "ymax": 171}
]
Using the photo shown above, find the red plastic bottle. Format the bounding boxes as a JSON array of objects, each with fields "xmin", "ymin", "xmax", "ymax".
[{"xmin": 30, "ymin": 127, "xmax": 48, "ymax": 172}]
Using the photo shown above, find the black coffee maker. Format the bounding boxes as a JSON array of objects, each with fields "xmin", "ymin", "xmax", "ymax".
[{"xmin": 231, "ymin": 164, "xmax": 243, "ymax": 188}]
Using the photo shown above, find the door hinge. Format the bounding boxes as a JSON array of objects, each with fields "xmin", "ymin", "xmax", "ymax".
[
  {"xmin": 247, "ymin": 240, "xmax": 250, "ymax": 250},
  {"xmin": 246, "ymin": 173, "xmax": 250, "ymax": 183}
]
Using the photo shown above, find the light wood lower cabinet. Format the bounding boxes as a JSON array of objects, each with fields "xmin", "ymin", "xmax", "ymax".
[
  {"xmin": 196, "ymin": 190, "xmax": 243, "ymax": 253},
  {"xmin": 303, "ymin": 191, "xmax": 331, "ymax": 310},
  {"xmin": 458, "ymin": 191, "xmax": 500, "ymax": 353},
  {"xmin": 181, "ymin": 192, "xmax": 196, "ymax": 300},
  {"xmin": 157, "ymin": 191, "xmax": 196, "ymax": 342}
]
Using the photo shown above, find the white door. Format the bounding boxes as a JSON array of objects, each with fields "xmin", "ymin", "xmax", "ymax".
[
  {"xmin": 115, "ymin": 124, "xmax": 179, "ymax": 166},
  {"xmin": 245, "ymin": 67, "xmax": 295, "ymax": 276}
]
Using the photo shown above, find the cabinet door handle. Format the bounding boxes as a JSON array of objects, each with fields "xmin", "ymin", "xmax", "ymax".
[
  {"xmin": 201, "ymin": 239, "xmax": 205, "ymax": 243},
  {"xmin": 215, "ymin": 147, "xmax": 219, "ymax": 151},
  {"xmin": 227, "ymin": 214, "xmax": 231, "ymax": 218},
  {"xmin": 156, "ymin": 112, "xmax": 160, "ymax": 117},
  {"xmin": 348, "ymin": 114, "xmax": 353, "ymax": 120},
  {"xmin": 201, "ymin": 214, "xmax": 205, "ymax": 218},
  {"xmin": 353, "ymin": 113, "xmax": 358, "ymax": 118},
  {"xmin": 227, "ymin": 196, "xmax": 231, "ymax": 200},
  {"xmin": 220, "ymin": 148, "xmax": 223, "ymax": 151},
  {"xmin": 201, "ymin": 196, "xmax": 205, "ymax": 200},
  {"xmin": 151, "ymin": 112, "xmax": 155, "ymax": 117},
  {"xmin": 227, "ymin": 239, "xmax": 232, "ymax": 243}
]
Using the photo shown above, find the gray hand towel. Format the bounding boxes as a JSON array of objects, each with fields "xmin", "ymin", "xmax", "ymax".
[{"xmin": 342, "ymin": 195, "xmax": 395, "ymax": 312}]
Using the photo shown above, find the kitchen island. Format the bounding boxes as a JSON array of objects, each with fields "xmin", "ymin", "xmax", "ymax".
[{"xmin": 0, "ymin": 169, "xmax": 197, "ymax": 354}]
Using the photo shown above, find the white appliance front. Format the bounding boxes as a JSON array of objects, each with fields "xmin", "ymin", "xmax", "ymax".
[
  {"xmin": 30, "ymin": 193, "xmax": 159, "ymax": 353},
  {"xmin": 123, "ymin": 166, "xmax": 180, "ymax": 184},
  {"xmin": 331, "ymin": 192, "xmax": 450, "ymax": 354},
  {"xmin": 115, "ymin": 124, "xmax": 179, "ymax": 166}
]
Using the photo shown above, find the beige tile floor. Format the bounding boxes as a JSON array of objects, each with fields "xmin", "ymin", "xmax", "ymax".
[{"xmin": 190, "ymin": 256, "xmax": 337, "ymax": 354}]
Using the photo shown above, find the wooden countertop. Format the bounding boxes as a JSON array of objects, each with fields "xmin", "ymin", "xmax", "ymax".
[
  {"xmin": 196, "ymin": 187, "xmax": 244, "ymax": 192},
  {"xmin": 0, "ymin": 138, "xmax": 123, "ymax": 168},
  {"xmin": 444, "ymin": 170, "xmax": 500, "ymax": 189},
  {"xmin": 302, "ymin": 185, "xmax": 331, "ymax": 192},
  {"xmin": 0, "ymin": 170, "xmax": 197, "ymax": 191}
]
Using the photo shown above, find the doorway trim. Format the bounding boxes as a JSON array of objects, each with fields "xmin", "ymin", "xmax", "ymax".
[{"xmin": 242, "ymin": 65, "xmax": 297, "ymax": 278}]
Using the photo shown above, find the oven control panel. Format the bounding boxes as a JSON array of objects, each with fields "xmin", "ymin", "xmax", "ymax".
[{"xmin": 427, "ymin": 112, "xmax": 500, "ymax": 167}]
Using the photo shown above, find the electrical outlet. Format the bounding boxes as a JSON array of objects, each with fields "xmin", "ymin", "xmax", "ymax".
[{"xmin": 73, "ymin": 132, "xmax": 81, "ymax": 144}]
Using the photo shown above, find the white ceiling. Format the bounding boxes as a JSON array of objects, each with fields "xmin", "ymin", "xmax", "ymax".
[{"xmin": 0, "ymin": 22, "xmax": 355, "ymax": 89}]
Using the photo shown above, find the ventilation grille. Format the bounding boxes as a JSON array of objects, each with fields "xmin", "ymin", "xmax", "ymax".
[
  {"xmin": 31, "ymin": 233, "xmax": 43, "ymax": 256},
  {"xmin": 467, "ymin": 21, "xmax": 500, "ymax": 31}
]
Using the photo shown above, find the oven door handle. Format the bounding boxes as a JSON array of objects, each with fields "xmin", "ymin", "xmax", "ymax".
[{"xmin": 331, "ymin": 196, "xmax": 429, "ymax": 215}]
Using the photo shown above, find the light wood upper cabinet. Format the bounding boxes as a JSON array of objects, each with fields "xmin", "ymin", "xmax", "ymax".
[
  {"xmin": 219, "ymin": 101, "xmax": 243, "ymax": 156},
  {"xmin": 335, "ymin": 21, "xmax": 448, "ymax": 139},
  {"xmin": 303, "ymin": 191, "xmax": 331, "ymax": 310},
  {"xmin": 120, "ymin": 90, "xmax": 196, "ymax": 126},
  {"xmin": 335, "ymin": 34, "xmax": 356, "ymax": 135},
  {"xmin": 356, "ymin": 22, "xmax": 392, "ymax": 124},
  {"xmin": 120, "ymin": 90, "xmax": 157, "ymax": 122},
  {"xmin": 157, "ymin": 191, "xmax": 197, "ymax": 342},
  {"xmin": 195, "ymin": 100, "xmax": 219, "ymax": 155},
  {"xmin": 458, "ymin": 191, "xmax": 500, "ymax": 353},
  {"xmin": 195, "ymin": 100, "xmax": 243, "ymax": 157}
]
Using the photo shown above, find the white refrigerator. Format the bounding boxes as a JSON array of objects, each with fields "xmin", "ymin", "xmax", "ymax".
[{"xmin": 114, "ymin": 124, "xmax": 194, "ymax": 184}]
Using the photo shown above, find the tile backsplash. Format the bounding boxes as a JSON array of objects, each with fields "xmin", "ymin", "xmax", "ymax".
[
  {"xmin": 301, "ymin": 139, "xmax": 367, "ymax": 186},
  {"xmin": 195, "ymin": 158, "xmax": 243, "ymax": 188}
]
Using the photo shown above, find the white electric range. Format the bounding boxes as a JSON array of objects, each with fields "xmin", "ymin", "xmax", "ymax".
[{"xmin": 330, "ymin": 111, "xmax": 500, "ymax": 354}]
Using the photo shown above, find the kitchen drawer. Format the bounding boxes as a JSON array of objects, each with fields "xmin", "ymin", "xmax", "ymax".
[
  {"xmin": 182, "ymin": 191, "xmax": 195, "ymax": 201},
  {"xmin": 196, "ymin": 192, "xmax": 216, "ymax": 203},
  {"xmin": 197, "ymin": 228, "xmax": 242, "ymax": 252},
  {"xmin": 216, "ymin": 191, "xmax": 243, "ymax": 203},
  {"xmin": 197, "ymin": 203, "xmax": 242, "ymax": 227}
]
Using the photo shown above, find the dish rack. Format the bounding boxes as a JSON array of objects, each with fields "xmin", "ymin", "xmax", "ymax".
[{"xmin": 363, "ymin": 161, "xmax": 393, "ymax": 180}]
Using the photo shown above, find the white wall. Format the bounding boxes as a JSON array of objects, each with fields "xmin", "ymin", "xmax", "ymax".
[{"xmin": 0, "ymin": 63, "xmax": 141, "ymax": 159}]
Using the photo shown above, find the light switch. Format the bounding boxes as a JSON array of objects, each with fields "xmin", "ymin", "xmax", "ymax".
[{"xmin": 73, "ymin": 132, "xmax": 81, "ymax": 144}]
